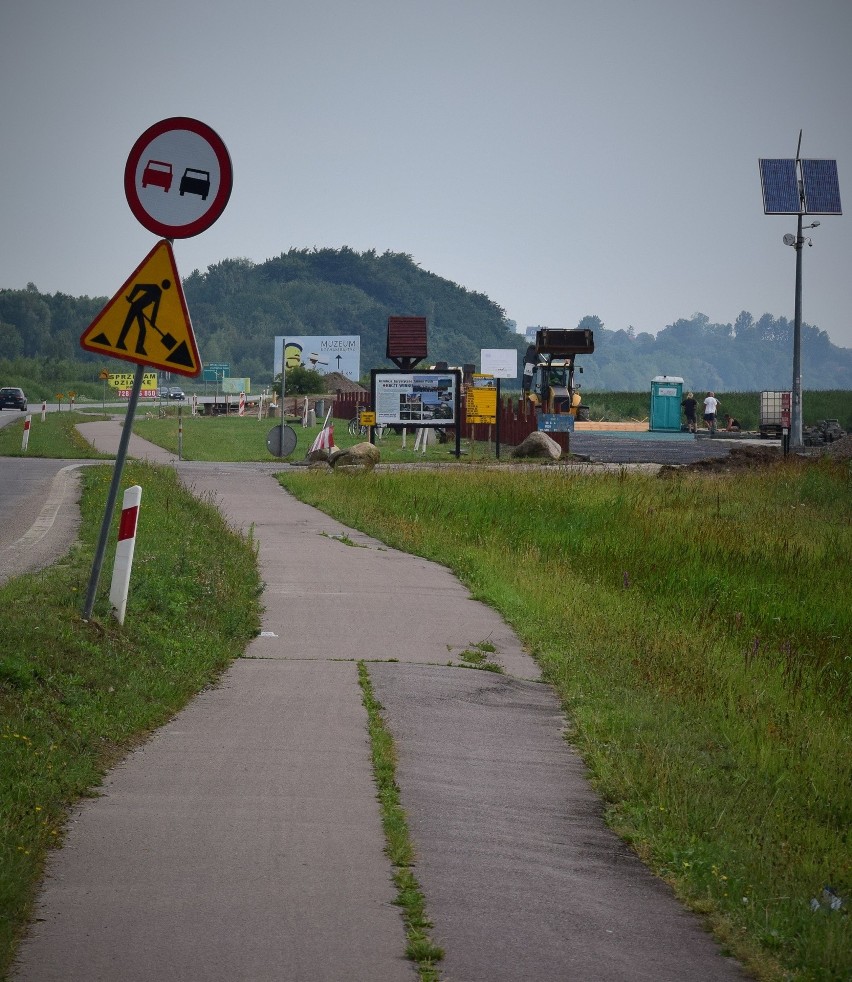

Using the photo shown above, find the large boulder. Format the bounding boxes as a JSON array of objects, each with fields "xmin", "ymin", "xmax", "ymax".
[
  {"xmin": 331, "ymin": 442, "xmax": 380, "ymax": 473},
  {"xmin": 511, "ymin": 431, "xmax": 564, "ymax": 460}
]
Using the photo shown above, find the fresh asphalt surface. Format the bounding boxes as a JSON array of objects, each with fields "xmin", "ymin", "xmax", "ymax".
[{"xmin": 7, "ymin": 421, "xmax": 750, "ymax": 981}]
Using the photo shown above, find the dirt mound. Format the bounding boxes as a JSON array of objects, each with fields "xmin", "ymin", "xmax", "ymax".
[
  {"xmin": 323, "ymin": 372, "xmax": 367, "ymax": 394},
  {"xmin": 660, "ymin": 444, "xmax": 782, "ymax": 476},
  {"xmin": 823, "ymin": 432, "xmax": 852, "ymax": 460},
  {"xmin": 661, "ymin": 435, "xmax": 852, "ymax": 476}
]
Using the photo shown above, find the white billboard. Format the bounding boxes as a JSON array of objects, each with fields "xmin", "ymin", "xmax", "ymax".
[
  {"xmin": 273, "ymin": 335, "xmax": 360, "ymax": 381},
  {"xmin": 481, "ymin": 348, "xmax": 518, "ymax": 379}
]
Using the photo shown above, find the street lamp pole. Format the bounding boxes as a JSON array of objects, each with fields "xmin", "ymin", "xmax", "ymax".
[
  {"xmin": 760, "ymin": 134, "xmax": 841, "ymax": 451},
  {"xmin": 791, "ymin": 210, "xmax": 804, "ymax": 447}
]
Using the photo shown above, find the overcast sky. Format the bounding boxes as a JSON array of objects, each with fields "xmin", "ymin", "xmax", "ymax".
[{"xmin": 2, "ymin": 0, "xmax": 850, "ymax": 352}]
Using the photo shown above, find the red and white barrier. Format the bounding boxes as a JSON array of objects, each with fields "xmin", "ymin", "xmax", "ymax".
[
  {"xmin": 239, "ymin": 391, "xmax": 246, "ymax": 416},
  {"xmin": 109, "ymin": 485, "xmax": 142, "ymax": 625},
  {"xmin": 21, "ymin": 415, "xmax": 32, "ymax": 452}
]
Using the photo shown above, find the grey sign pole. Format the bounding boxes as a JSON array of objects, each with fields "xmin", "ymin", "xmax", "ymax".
[{"xmin": 82, "ymin": 362, "xmax": 145, "ymax": 620}]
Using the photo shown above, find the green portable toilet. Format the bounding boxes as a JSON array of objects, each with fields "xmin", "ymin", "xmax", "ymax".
[{"xmin": 649, "ymin": 376, "xmax": 684, "ymax": 431}]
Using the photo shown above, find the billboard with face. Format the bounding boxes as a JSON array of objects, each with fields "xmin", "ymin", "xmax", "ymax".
[{"xmin": 273, "ymin": 336, "xmax": 360, "ymax": 381}]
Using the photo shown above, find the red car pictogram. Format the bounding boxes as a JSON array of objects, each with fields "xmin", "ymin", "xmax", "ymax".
[{"xmin": 142, "ymin": 160, "xmax": 173, "ymax": 192}]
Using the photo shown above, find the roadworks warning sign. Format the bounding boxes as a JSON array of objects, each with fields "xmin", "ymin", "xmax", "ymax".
[{"xmin": 80, "ymin": 240, "xmax": 201, "ymax": 377}]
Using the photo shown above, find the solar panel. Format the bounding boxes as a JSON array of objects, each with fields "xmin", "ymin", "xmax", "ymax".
[
  {"xmin": 759, "ymin": 159, "xmax": 800, "ymax": 214},
  {"xmin": 802, "ymin": 159, "xmax": 842, "ymax": 215}
]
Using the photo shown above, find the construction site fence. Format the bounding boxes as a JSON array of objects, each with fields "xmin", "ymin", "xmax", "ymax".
[{"xmin": 329, "ymin": 389, "xmax": 540, "ymax": 447}]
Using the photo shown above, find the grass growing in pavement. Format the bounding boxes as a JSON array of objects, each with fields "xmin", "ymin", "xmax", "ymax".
[
  {"xmin": 0, "ymin": 410, "xmax": 111, "ymax": 458},
  {"xmin": 357, "ymin": 662, "xmax": 444, "ymax": 981},
  {"xmin": 0, "ymin": 461, "xmax": 263, "ymax": 978},
  {"xmin": 280, "ymin": 460, "xmax": 852, "ymax": 982}
]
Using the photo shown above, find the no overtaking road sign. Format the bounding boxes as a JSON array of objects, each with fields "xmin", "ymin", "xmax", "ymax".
[{"xmin": 125, "ymin": 117, "xmax": 233, "ymax": 238}]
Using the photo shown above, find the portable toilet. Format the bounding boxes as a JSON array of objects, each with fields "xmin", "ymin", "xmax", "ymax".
[{"xmin": 649, "ymin": 376, "xmax": 684, "ymax": 432}]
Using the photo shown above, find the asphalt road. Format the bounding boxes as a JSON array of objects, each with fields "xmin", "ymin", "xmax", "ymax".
[
  {"xmin": 0, "ymin": 458, "xmax": 97, "ymax": 585},
  {"xmin": 7, "ymin": 424, "xmax": 750, "ymax": 981}
]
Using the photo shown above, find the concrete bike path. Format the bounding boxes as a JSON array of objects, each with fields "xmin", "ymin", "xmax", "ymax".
[{"xmin": 13, "ymin": 425, "xmax": 748, "ymax": 981}]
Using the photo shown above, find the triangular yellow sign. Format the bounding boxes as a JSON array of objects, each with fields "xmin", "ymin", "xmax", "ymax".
[{"xmin": 80, "ymin": 240, "xmax": 201, "ymax": 377}]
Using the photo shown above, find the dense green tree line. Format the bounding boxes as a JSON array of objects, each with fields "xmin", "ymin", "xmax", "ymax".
[
  {"xmin": 572, "ymin": 312, "xmax": 851, "ymax": 393},
  {"xmin": 1, "ymin": 249, "xmax": 850, "ymax": 390}
]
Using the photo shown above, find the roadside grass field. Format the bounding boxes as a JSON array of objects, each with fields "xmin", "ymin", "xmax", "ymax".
[
  {"xmin": 0, "ymin": 411, "xmax": 111, "ymax": 459},
  {"xmin": 278, "ymin": 460, "xmax": 852, "ymax": 982},
  {"xmin": 132, "ymin": 411, "xmax": 489, "ymax": 463},
  {"xmin": 0, "ymin": 462, "xmax": 262, "ymax": 978}
]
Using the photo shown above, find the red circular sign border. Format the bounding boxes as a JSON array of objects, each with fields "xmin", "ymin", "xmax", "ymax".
[{"xmin": 124, "ymin": 117, "xmax": 233, "ymax": 238}]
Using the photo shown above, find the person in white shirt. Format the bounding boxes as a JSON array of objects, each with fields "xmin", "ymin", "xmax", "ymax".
[{"xmin": 703, "ymin": 392, "xmax": 719, "ymax": 433}]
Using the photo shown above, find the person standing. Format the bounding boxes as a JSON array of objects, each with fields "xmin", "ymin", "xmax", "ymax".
[
  {"xmin": 703, "ymin": 392, "xmax": 719, "ymax": 434},
  {"xmin": 681, "ymin": 391, "xmax": 697, "ymax": 433}
]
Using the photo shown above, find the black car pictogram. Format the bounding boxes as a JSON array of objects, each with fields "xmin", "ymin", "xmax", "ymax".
[{"xmin": 179, "ymin": 168, "xmax": 211, "ymax": 200}]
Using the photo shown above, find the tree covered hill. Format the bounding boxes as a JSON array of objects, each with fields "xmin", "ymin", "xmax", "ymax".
[
  {"xmin": 1, "ymin": 247, "xmax": 850, "ymax": 390},
  {"xmin": 180, "ymin": 247, "xmax": 524, "ymax": 379}
]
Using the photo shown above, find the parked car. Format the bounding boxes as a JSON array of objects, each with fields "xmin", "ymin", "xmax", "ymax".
[
  {"xmin": 160, "ymin": 385, "xmax": 185, "ymax": 400},
  {"xmin": 0, "ymin": 386, "xmax": 27, "ymax": 410}
]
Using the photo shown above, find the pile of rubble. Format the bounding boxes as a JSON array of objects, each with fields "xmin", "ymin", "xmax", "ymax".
[{"xmin": 802, "ymin": 419, "xmax": 846, "ymax": 447}]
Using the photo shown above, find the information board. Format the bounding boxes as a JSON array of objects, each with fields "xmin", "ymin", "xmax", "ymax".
[
  {"xmin": 538, "ymin": 413, "xmax": 574, "ymax": 432},
  {"xmin": 371, "ymin": 370, "xmax": 460, "ymax": 427}
]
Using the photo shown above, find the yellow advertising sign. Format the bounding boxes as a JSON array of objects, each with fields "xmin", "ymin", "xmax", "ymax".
[
  {"xmin": 80, "ymin": 240, "xmax": 201, "ymax": 377},
  {"xmin": 108, "ymin": 372, "xmax": 157, "ymax": 389}
]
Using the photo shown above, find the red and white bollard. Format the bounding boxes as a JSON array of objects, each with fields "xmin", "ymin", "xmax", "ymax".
[
  {"xmin": 238, "ymin": 391, "xmax": 246, "ymax": 416},
  {"xmin": 109, "ymin": 485, "xmax": 142, "ymax": 625},
  {"xmin": 21, "ymin": 415, "xmax": 32, "ymax": 452}
]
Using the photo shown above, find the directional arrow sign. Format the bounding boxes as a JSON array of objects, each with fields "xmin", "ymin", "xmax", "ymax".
[{"xmin": 80, "ymin": 240, "xmax": 201, "ymax": 377}]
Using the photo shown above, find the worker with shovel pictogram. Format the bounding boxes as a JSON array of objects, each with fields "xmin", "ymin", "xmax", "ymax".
[{"xmin": 116, "ymin": 279, "xmax": 177, "ymax": 357}]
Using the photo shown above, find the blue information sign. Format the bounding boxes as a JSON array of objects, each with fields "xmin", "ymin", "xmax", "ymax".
[{"xmin": 538, "ymin": 413, "xmax": 574, "ymax": 432}]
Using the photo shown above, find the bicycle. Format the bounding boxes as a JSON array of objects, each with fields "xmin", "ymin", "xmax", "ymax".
[
  {"xmin": 348, "ymin": 406, "xmax": 386, "ymax": 439},
  {"xmin": 348, "ymin": 408, "xmax": 368, "ymax": 437}
]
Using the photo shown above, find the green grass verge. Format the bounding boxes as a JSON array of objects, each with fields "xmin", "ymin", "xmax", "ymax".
[
  {"xmin": 0, "ymin": 461, "xmax": 263, "ymax": 978},
  {"xmin": 132, "ymin": 412, "xmax": 485, "ymax": 463},
  {"xmin": 279, "ymin": 460, "xmax": 852, "ymax": 982},
  {"xmin": 357, "ymin": 662, "xmax": 444, "ymax": 980},
  {"xmin": 0, "ymin": 410, "xmax": 112, "ymax": 458}
]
